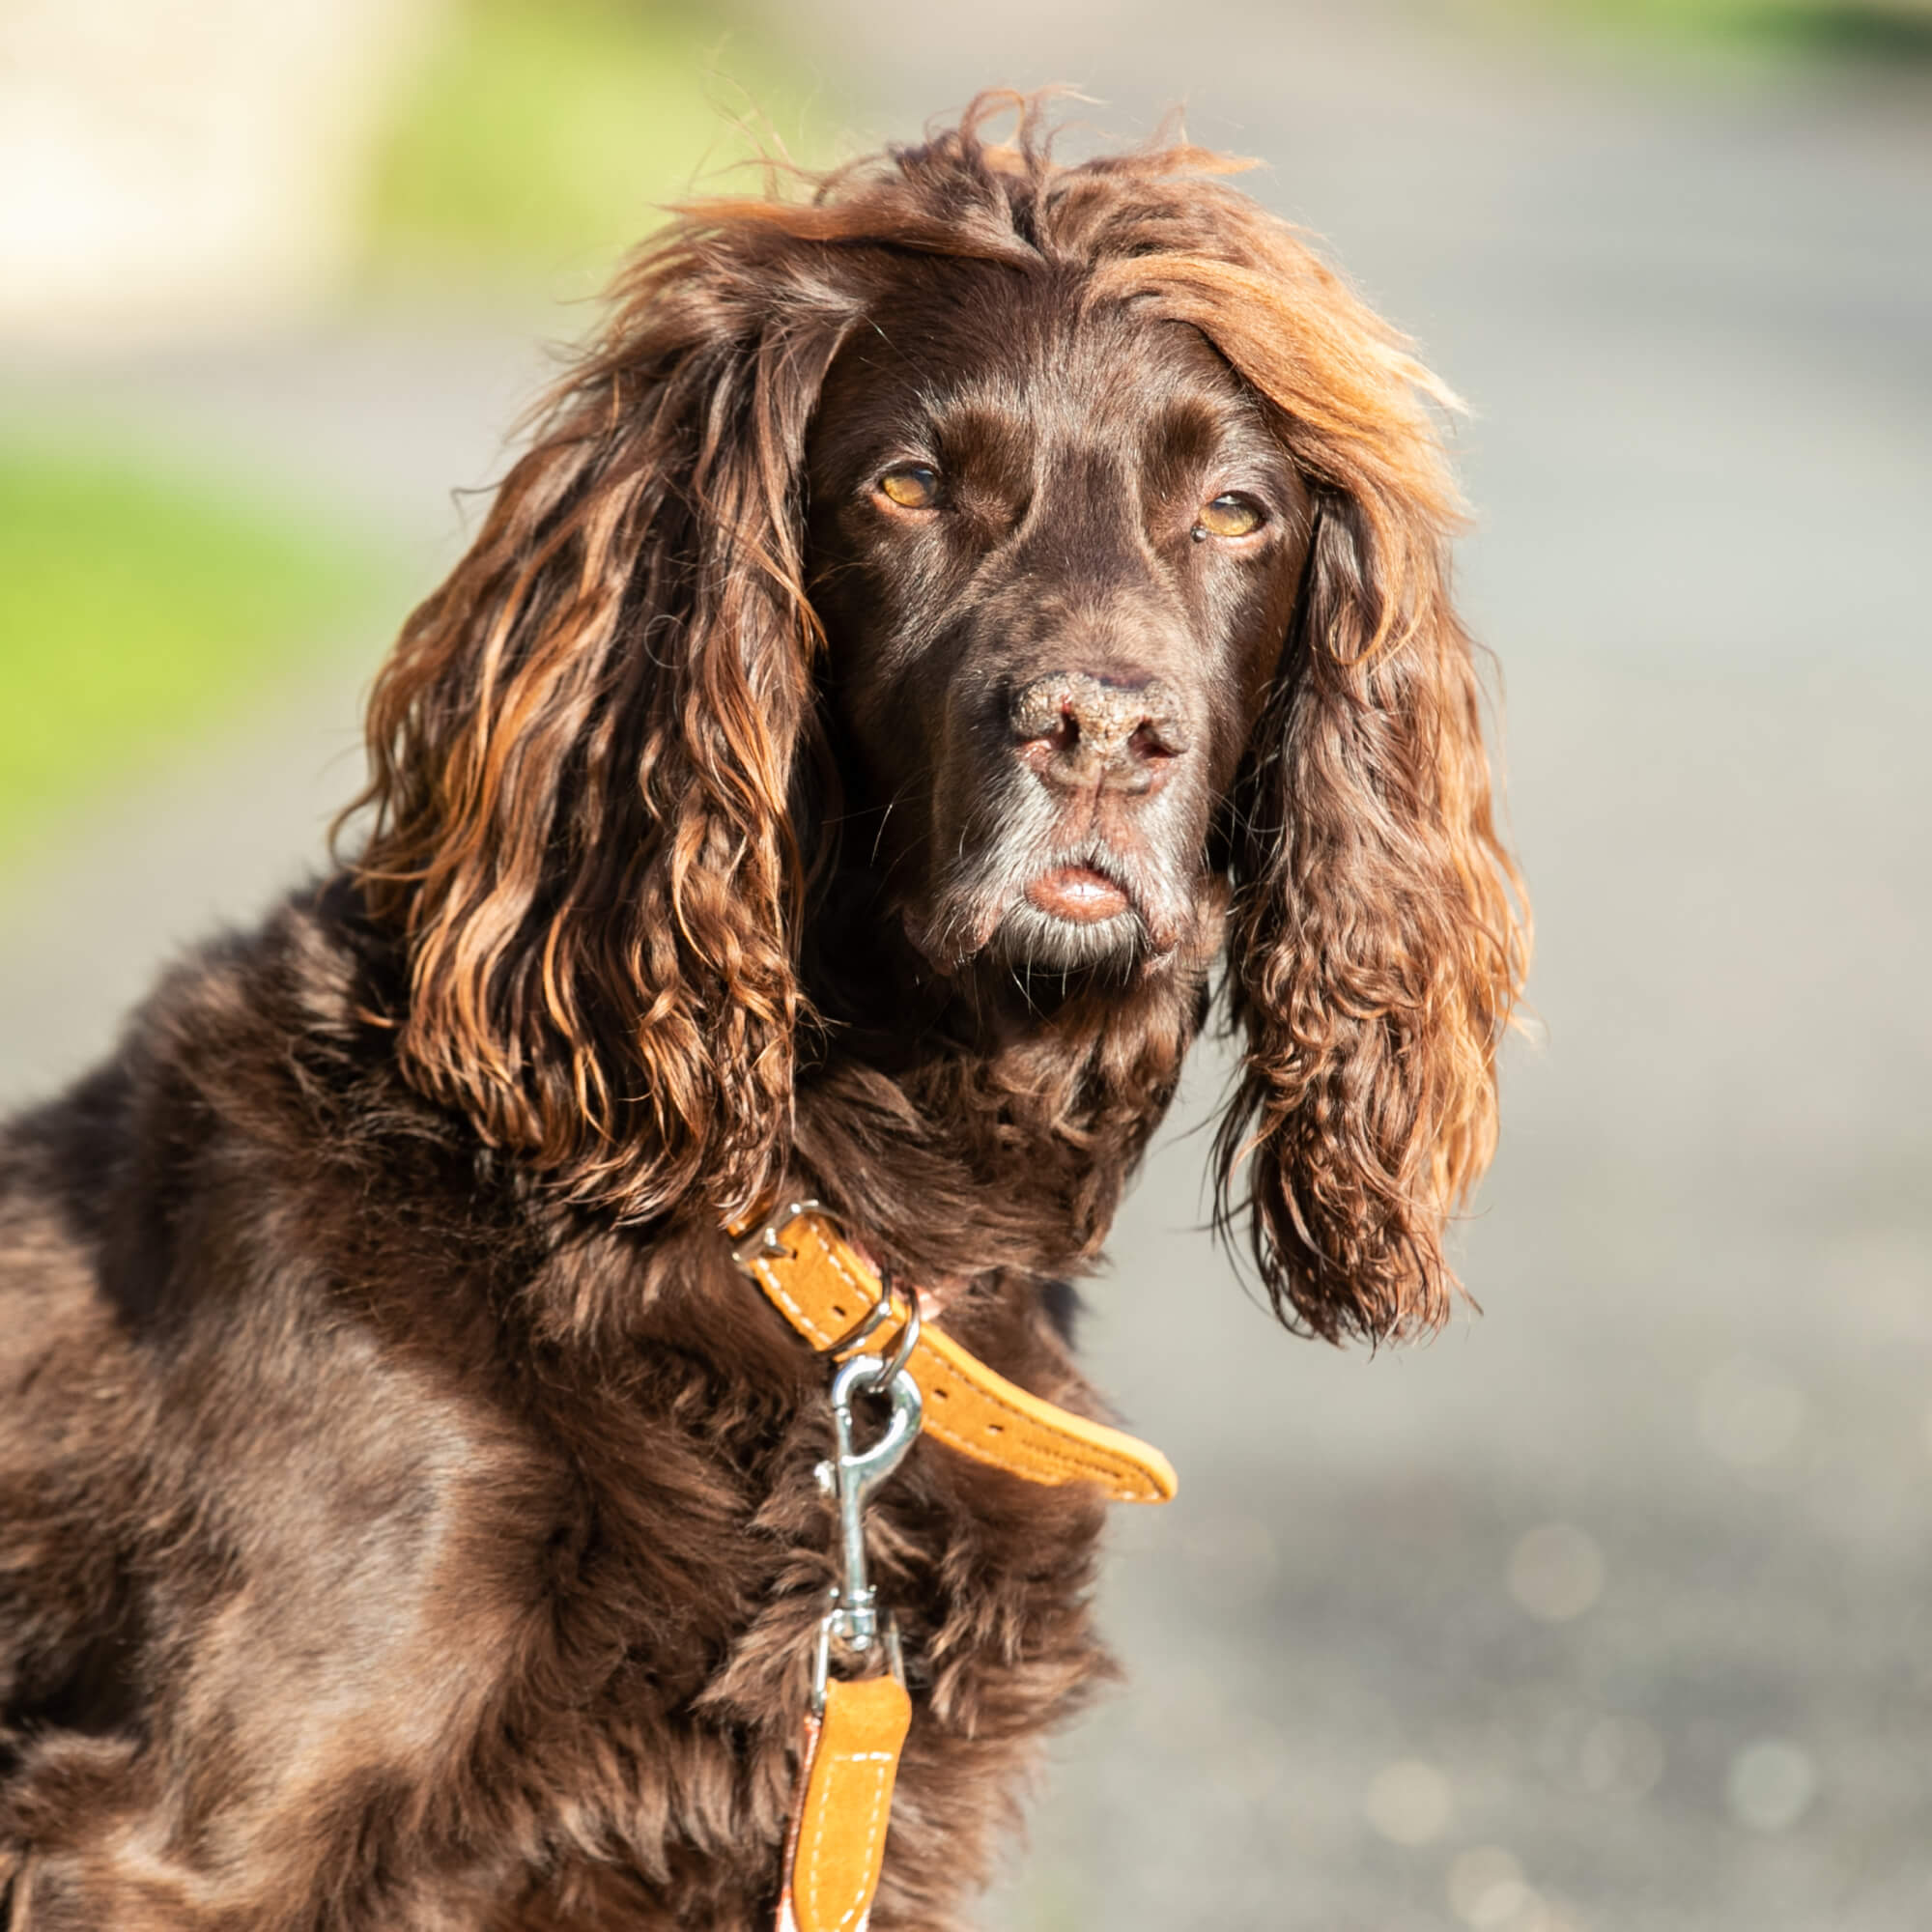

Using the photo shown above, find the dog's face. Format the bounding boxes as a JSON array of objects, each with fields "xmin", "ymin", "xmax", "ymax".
[{"xmin": 808, "ymin": 264, "xmax": 1311, "ymax": 979}]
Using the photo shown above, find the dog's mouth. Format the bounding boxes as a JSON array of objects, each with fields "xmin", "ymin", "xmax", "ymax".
[
  {"xmin": 975, "ymin": 849, "xmax": 1179, "ymax": 976},
  {"xmin": 902, "ymin": 833, "xmax": 1194, "ymax": 979},
  {"xmin": 1023, "ymin": 863, "xmax": 1132, "ymax": 926}
]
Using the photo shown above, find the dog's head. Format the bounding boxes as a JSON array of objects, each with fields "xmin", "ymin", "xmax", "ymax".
[
  {"xmin": 807, "ymin": 268, "xmax": 1307, "ymax": 981},
  {"xmin": 349, "ymin": 96, "xmax": 1527, "ymax": 1343}
]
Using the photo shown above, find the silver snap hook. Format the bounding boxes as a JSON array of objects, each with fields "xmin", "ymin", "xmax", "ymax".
[{"xmin": 812, "ymin": 1349, "xmax": 923, "ymax": 1675}]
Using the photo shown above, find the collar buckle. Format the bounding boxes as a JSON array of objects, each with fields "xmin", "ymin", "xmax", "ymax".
[{"xmin": 730, "ymin": 1197, "xmax": 833, "ymax": 1274}]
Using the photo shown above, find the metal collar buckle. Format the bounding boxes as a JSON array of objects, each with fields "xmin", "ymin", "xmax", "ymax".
[{"xmin": 730, "ymin": 1197, "xmax": 832, "ymax": 1274}]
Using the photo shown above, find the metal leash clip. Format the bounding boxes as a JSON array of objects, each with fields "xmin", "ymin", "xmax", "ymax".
[{"xmin": 810, "ymin": 1293, "xmax": 923, "ymax": 1715}]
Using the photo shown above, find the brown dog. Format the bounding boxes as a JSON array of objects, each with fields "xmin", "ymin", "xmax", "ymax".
[{"xmin": 0, "ymin": 98, "xmax": 1525, "ymax": 1929}]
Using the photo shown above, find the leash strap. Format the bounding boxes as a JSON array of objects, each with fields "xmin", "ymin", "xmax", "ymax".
[
  {"xmin": 731, "ymin": 1201, "xmax": 1178, "ymax": 1504},
  {"xmin": 774, "ymin": 1673, "xmax": 913, "ymax": 1932}
]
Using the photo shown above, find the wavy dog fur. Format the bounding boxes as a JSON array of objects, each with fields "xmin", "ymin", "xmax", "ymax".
[{"xmin": 0, "ymin": 96, "xmax": 1525, "ymax": 1928}]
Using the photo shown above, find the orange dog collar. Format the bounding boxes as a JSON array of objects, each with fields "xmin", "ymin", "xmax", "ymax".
[{"xmin": 731, "ymin": 1200, "xmax": 1178, "ymax": 1504}]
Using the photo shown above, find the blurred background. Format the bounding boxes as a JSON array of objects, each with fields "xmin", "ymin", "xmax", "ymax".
[{"xmin": 2, "ymin": 0, "xmax": 1928, "ymax": 1925}]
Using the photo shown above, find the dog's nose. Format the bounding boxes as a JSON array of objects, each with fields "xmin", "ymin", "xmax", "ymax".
[{"xmin": 1009, "ymin": 671, "xmax": 1186, "ymax": 793}]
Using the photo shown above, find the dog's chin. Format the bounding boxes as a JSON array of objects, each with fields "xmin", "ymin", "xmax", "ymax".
[
  {"xmin": 984, "ymin": 897, "xmax": 1150, "ymax": 978},
  {"xmin": 904, "ymin": 849, "xmax": 1194, "ymax": 984}
]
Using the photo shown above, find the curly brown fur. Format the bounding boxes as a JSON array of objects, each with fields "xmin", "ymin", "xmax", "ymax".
[{"xmin": 0, "ymin": 94, "xmax": 1524, "ymax": 1929}]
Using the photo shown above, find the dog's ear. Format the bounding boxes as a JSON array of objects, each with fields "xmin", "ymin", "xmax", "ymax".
[
  {"xmin": 348, "ymin": 232, "xmax": 848, "ymax": 1229},
  {"xmin": 1214, "ymin": 488, "xmax": 1528, "ymax": 1342}
]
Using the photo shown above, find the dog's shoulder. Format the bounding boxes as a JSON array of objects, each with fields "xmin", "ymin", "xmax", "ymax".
[
  {"xmin": 3, "ymin": 878, "xmax": 507, "ymax": 1324},
  {"xmin": 0, "ymin": 887, "xmax": 578, "ymax": 1738}
]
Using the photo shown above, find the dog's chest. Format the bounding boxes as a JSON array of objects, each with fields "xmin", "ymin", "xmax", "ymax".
[{"xmin": 433, "ymin": 1339, "xmax": 1113, "ymax": 1923}]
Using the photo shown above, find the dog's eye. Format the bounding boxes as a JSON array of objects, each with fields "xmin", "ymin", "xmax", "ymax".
[
  {"xmin": 878, "ymin": 465, "xmax": 940, "ymax": 510},
  {"xmin": 1194, "ymin": 494, "xmax": 1264, "ymax": 541}
]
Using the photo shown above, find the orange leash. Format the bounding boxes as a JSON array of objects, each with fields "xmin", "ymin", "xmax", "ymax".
[{"xmin": 773, "ymin": 1674, "xmax": 913, "ymax": 1932}]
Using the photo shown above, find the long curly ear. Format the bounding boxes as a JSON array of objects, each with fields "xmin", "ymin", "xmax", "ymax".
[
  {"xmin": 1215, "ymin": 490, "xmax": 1529, "ymax": 1343},
  {"xmin": 1073, "ymin": 173, "xmax": 1526, "ymax": 1337},
  {"xmin": 345, "ymin": 227, "xmax": 849, "ymax": 1227}
]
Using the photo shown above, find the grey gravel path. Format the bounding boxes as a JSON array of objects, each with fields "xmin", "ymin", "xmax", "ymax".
[{"xmin": 3, "ymin": 9, "xmax": 1930, "ymax": 1927}]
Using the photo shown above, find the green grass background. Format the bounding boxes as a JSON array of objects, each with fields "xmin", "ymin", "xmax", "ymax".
[
  {"xmin": 363, "ymin": 0, "xmax": 821, "ymax": 283},
  {"xmin": 0, "ymin": 441, "xmax": 396, "ymax": 867}
]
